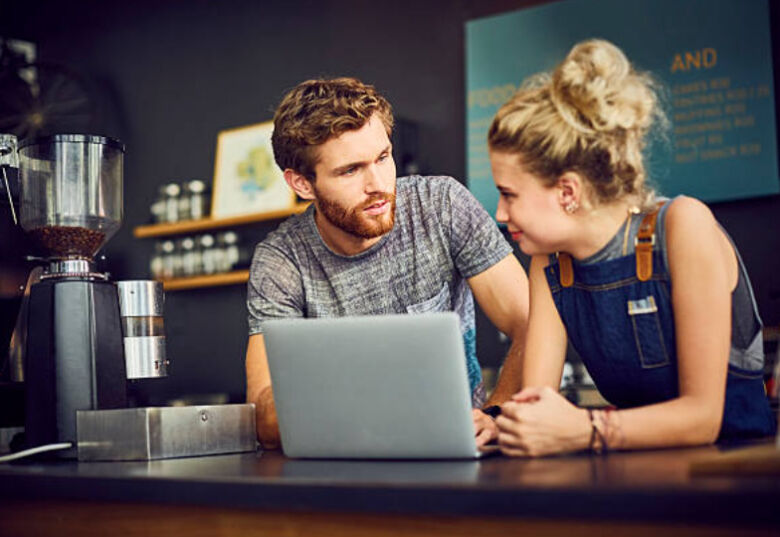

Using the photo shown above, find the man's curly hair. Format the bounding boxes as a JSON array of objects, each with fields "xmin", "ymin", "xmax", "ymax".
[{"xmin": 271, "ymin": 77, "xmax": 394, "ymax": 180}]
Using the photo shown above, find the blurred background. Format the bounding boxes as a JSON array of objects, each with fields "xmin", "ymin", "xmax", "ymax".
[{"xmin": 1, "ymin": 0, "xmax": 778, "ymax": 407}]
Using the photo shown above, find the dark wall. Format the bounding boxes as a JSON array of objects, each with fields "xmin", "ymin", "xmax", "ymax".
[{"xmin": 3, "ymin": 0, "xmax": 779, "ymax": 404}]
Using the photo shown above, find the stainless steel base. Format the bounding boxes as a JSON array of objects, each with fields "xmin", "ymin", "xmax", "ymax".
[{"xmin": 76, "ymin": 404, "xmax": 257, "ymax": 461}]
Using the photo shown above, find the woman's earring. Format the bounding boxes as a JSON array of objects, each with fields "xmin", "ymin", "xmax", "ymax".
[{"xmin": 564, "ymin": 200, "xmax": 579, "ymax": 214}]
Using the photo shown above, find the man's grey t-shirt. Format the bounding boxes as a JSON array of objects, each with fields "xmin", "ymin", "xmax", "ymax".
[{"xmin": 247, "ymin": 175, "xmax": 513, "ymax": 406}]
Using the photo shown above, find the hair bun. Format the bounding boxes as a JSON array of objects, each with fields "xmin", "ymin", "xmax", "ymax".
[{"xmin": 551, "ymin": 39, "xmax": 656, "ymax": 134}]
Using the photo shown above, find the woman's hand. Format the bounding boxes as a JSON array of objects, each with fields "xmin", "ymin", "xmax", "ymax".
[{"xmin": 496, "ymin": 386, "xmax": 591, "ymax": 457}]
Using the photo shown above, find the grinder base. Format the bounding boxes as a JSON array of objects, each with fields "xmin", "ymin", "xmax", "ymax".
[
  {"xmin": 76, "ymin": 404, "xmax": 257, "ymax": 461},
  {"xmin": 24, "ymin": 278, "xmax": 127, "ymax": 457}
]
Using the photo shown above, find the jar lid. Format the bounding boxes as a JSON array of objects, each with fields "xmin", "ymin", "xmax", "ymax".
[
  {"xmin": 188, "ymin": 180, "xmax": 207, "ymax": 193},
  {"xmin": 220, "ymin": 231, "xmax": 238, "ymax": 244},
  {"xmin": 163, "ymin": 183, "xmax": 181, "ymax": 196}
]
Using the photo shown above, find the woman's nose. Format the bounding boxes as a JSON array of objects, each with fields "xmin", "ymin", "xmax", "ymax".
[{"xmin": 495, "ymin": 197, "xmax": 508, "ymax": 223}]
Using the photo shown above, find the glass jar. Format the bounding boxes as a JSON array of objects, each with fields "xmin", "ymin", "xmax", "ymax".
[
  {"xmin": 150, "ymin": 185, "xmax": 167, "ymax": 224},
  {"xmin": 160, "ymin": 240, "xmax": 177, "ymax": 279},
  {"xmin": 177, "ymin": 181, "xmax": 192, "ymax": 222},
  {"xmin": 149, "ymin": 241, "xmax": 164, "ymax": 279},
  {"xmin": 187, "ymin": 180, "xmax": 210, "ymax": 220},
  {"xmin": 163, "ymin": 183, "xmax": 181, "ymax": 223},
  {"xmin": 199, "ymin": 234, "xmax": 218, "ymax": 274},
  {"xmin": 180, "ymin": 236, "xmax": 202, "ymax": 276},
  {"xmin": 218, "ymin": 231, "xmax": 240, "ymax": 272}
]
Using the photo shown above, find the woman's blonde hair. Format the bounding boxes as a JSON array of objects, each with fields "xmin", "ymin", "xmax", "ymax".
[{"xmin": 488, "ymin": 39, "xmax": 666, "ymax": 210}]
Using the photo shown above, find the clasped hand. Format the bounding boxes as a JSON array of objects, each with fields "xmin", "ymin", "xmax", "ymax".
[{"xmin": 495, "ymin": 386, "xmax": 591, "ymax": 457}]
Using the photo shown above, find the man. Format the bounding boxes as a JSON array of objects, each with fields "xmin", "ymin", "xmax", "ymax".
[{"xmin": 246, "ymin": 77, "xmax": 529, "ymax": 448}]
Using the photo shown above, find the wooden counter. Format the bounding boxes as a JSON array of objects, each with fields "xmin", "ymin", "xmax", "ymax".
[{"xmin": 0, "ymin": 441, "xmax": 778, "ymax": 536}]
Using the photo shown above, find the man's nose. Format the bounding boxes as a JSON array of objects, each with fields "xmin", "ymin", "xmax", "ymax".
[{"xmin": 364, "ymin": 163, "xmax": 386, "ymax": 193}]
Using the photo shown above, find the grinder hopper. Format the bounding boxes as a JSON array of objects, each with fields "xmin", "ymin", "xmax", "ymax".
[{"xmin": 18, "ymin": 134, "xmax": 123, "ymax": 262}]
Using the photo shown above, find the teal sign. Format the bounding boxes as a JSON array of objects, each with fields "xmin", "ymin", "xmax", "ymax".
[{"xmin": 466, "ymin": 0, "xmax": 779, "ymax": 216}]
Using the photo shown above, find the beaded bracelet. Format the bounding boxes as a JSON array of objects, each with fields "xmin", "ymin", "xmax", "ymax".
[
  {"xmin": 587, "ymin": 409, "xmax": 597, "ymax": 451},
  {"xmin": 587, "ymin": 409, "xmax": 608, "ymax": 455},
  {"xmin": 600, "ymin": 409, "xmax": 612, "ymax": 453}
]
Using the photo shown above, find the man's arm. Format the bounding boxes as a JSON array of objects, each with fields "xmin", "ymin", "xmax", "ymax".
[
  {"xmin": 245, "ymin": 239, "xmax": 305, "ymax": 449},
  {"xmin": 467, "ymin": 253, "xmax": 530, "ymax": 405},
  {"xmin": 245, "ymin": 333, "xmax": 281, "ymax": 448}
]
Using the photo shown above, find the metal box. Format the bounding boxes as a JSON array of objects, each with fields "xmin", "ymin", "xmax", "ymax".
[{"xmin": 76, "ymin": 404, "xmax": 257, "ymax": 461}]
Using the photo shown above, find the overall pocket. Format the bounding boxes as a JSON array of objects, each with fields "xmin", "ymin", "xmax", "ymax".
[{"xmin": 628, "ymin": 296, "xmax": 670, "ymax": 368}]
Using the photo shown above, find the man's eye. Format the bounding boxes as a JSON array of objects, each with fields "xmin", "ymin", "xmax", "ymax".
[
  {"xmin": 341, "ymin": 166, "xmax": 358, "ymax": 176},
  {"xmin": 378, "ymin": 152, "xmax": 389, "ymax": 162}
]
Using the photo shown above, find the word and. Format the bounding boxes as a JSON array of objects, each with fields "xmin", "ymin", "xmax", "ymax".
[{"xmin": 671, "ymin": 48, "xmax": 717, "ymax": 73}]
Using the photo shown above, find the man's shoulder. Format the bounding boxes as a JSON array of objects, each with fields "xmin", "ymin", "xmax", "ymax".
[
  {"xmin": 397, "ymin": 175, "xmax": 482, "ymax": 218},
  {"xmin": 254, "ymin": 208, "xmax": 314, "ymax": 257},
  {"xmin": 396, "ymin": 175, "xmax": 469, "ymax": 211},
  {"xmin": 397, "ymin": 174, "xmax": 462, "ymax": 195}
]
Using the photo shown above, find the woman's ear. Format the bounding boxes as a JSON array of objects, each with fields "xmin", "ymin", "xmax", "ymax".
[
  {"xmin": 284, "ymin": 169, "xmax": 316, "ymax": 201},
  {"xmin": 557, "ymin": 172, "xmax": 583, "ymax": 214}
]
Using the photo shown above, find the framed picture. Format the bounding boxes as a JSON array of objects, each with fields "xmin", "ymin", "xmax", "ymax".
[{"xmin": 211, "ymin": 121, "xmax": 296, "ymax": 218}]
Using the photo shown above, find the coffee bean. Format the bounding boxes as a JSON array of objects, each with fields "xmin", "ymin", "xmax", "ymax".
[{"xmin": 28, "ymin": 226, "xmax": 106, "ymax": 258}]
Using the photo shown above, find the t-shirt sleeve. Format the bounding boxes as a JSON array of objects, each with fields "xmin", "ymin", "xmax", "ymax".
[
  {"xmin": 246, "ymin": 242, "xmax": 304, "ymax": 335},
  {"xmin": 445, "ymin": 178, "xmax": 513, "ymax": 278}
]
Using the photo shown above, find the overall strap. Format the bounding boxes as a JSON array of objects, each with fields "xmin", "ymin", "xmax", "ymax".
[
  {"xmin": 635, "ymin": 202, "xmax": 665, "ymax": 282},
  {"xmin": 558, "ymin": 252, "xmax": 574, "ymax": 287},
  {"xmin": 557, "ymin": 201, "xmax": 666, "ymax": 287}
]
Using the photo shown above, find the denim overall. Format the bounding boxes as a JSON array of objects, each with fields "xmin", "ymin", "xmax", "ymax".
[{"xmin": 545, "ymin": 200, "xmax": 776, "ymax": 439}]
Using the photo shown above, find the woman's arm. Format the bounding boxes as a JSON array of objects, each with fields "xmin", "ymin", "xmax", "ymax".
[
  {"xmin": 600, "ymin": 196, "xmax": 735, "ymax": 449},
  {"xmin": 497, "ymin": 255, "xmax": 586, "ymax": 456},
  {"xmin": 497, "ymin": 197, "xmax": 737, "ymax": 456},
  {"xmin": 522, "ymin": 254, "xmax": 569, "ymax": 388}
]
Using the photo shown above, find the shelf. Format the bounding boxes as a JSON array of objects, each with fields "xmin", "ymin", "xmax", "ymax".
[
  {"xmin": 159, "ymin": 270, "xmax": 249, "ymax": 291},
  {"xmin": 133, "ymin": 203, "xmax": 310, "ymax": 238}
]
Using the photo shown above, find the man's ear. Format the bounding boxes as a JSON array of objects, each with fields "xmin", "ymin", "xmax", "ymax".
[
  {"xmin": 556, "ymin": 171, "xmax": 584, "ymax": 213},
  {"xmin": 284, "ymin": 169, "xmax": 316, "ymax": 201}
]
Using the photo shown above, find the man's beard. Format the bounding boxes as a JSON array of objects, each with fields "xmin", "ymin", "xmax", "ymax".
[{"xmin": 314, "ymin": 189, "xmax": 397, "ymax": 239}]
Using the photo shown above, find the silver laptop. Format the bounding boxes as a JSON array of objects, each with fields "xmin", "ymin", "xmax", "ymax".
[{"xmin": 264, "ymin": 312, "xmax": 493, "ymax": 459}]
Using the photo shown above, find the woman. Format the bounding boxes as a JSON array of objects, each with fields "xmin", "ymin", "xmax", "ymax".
[{"xmin": 487, "ymin": 39, "xmax": 776, "ymax": 456}]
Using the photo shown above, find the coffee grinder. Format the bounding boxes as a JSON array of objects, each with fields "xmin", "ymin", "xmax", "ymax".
[
  {"xmin": 8, "ymin": 134, "xmax": 253, "ymax": 463},
  {"xmin": 17, "ymin": 134, "xmax": 129, "ymax": 457}
]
